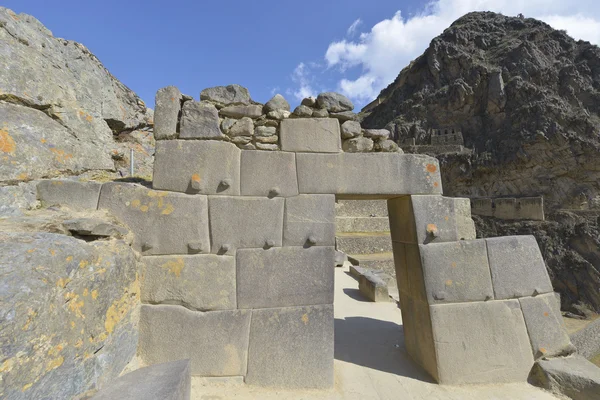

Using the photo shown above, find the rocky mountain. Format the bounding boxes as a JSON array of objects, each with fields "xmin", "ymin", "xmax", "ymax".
[
  {"xmin": 0, "ymin": 7, "xmax": 154, "ymax": 183},
  {"xmin": 362, "ymin": 11, "xmax": 600, "ymax": 212}
]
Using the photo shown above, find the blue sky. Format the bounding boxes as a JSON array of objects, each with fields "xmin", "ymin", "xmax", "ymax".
[{"xmin": 4, "ymin": 1, "xmax": 600, "ymax": 110}]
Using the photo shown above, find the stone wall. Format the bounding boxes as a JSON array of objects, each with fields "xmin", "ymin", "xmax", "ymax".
[
  {"xmin": 471, "ymin": 197, "xmax": 545, "ymax": 220},
  {"xmin": 430, "ymin": 130, "xmax": 464, "ymax": 145}
]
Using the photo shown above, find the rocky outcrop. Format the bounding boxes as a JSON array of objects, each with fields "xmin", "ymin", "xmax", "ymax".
[
  {"xmin": 361, "ymin": 11, "xmax": 600, "ymax": 211},
  {"xmin": 0, "ymin": 7, "xmax": 153, "ymax": 183}
]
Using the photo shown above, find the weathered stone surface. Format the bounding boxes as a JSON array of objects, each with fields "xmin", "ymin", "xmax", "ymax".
[
  {"xmin": 301, "ymin": 96, "xmax": 317, "ymax": 107},
  {"xmin": 139, "ymin": 305, "xmax": 251, "ymax": 377},
  {"xmin": 297, "ymin": 153, "xmax": 442, "ymax": 197},
  {"xmin": 208, "ymin": 196, "xmax": 284, "ymax": 253},
  {"xmin": 486, "ymin": 235, "xmax": 553, "ymax": 299},
  {"xmin": 363, "ymin": 129, "xmax": 390, "ymax": 140},
  {"xmin": 155, "ymin": 86, "xmax": 182, "ymax": 140},
  {"xmin": 255, "ymin": 135, "xmax": 278, "ymax": 144},
  {"xmin": 519, "ymin": 293, "xmax": 576, "ymax": 359},
  {"xmin": 237, "ymin": 246, "xmax": 334, "ymax": 308},
  {"xmin": 0, "ymin": 7, "xmax": 151, "ymax": 183},
  {"xmin": 220, "ymin": 118, "xmax": 236, "ymax": 134},
  {"xmin": 340, "ymin": 120, "xmax": 362, "ymax": 139},
  {"xmin": 200, "ymin": 84, "xmax": 251, "ymax": 107},
  {"xmin": 240, "ymin": 151, "xmax": 298, "ymax": 197},
  {"xmin": 0, "ymin": 102, "xmax": 114, "ymax": 182},
  {"xmin": 336, "ymin": 217, "xmax": 390, "ymax": 233},
  {"xmin": 91, "ymin": 359, "xmax": 191, "ymax": 400},
  {"xmin": 228, "ymin": 117, "xmax": 254, "ymax": 137},
  {"xmin": 179, "ymin": 101, "xmax": 225, "ymax": 140},
  {"xmin": 153, "ymin": 140, "xmax": 240, "ymax": 195},
  {"xmin": 141, "ymin": 255, "xmax": 235, "ymax": 311},
  {"xmin": 292, "ymin": 104, "xmax": 313, "ymax": 117},
  {"xmin": 231, "ymin": 136, "xmax": 252, "ymax": 145},
  {"xmin": 317, "ymin": 92, "xmax": 354, "ymax": 112},
  {"xmin": 280, "ymin": 118, "xmax": 341, "ymax": 153},
  {"xmin": 284, "ymin": 194, "xmax": 335, "ymax": 246},
  {"xmin": 335, "ymin": 199, "xmax": 389, "ymax": 217},
  {"xmin": 37, "ymin": 179, "xmax": 102, "ymax": 210},
  {"xmin": 266, "ymin": 110, "xmax": 291, "ymax": 120},
  {"xmin": 429, "ymin": 300, "xmax": 535, "ymax": 384},
  {"xmin": 359, "ymin": 272, "xmax": 389, "ymax": 302},
  {"xmin": 418, "ymin": 240, "xmax": 494, "ymax": 303},
  {"xmin": 376, "ymin": 140, "xmax": 401, "ymax": 152},
  {"xmin": 254, "ymin": 126, "xmax": 277, "ymax": 137},
  {"xmin": 336, "ymin": 233, "xmax": 392, "ymax": 255},
  {"xmin": 312, "ymin": 108, "xmax": 329, "ymax": 118},
  {"xmin": 219, "ymin": 104, "xmax": 263, "ymax": 119},
  {"xmin": 63, "ymin": 217, "xmax": 129, "ymax": 238},
  {"xmin": 0, "ymin": 181, "xmax": 38, "ymax": 216},
  {"xmin": 264, "ymin": 94, "xmax": 290, "ymax": 113},
  {"xmin": 0, "ymin": 232, "xmax": 139, "ymax": 400},
  {"xmin": 387, "ymin": 195, "xmax": 476, "ymax": 244},
  {"xmin": 98, "ymin": 183, "xmax": 210, "ymax": 255},
  {"xmin": 529, "ymin": 356, "xmax": 600, "ymax": 400},
  {"xmin": 330, "ymin": 111, "xmax": 356, "ymax": 122},
  {"xmin": 342, "ymin": 137, "xmax": 374, "ymax": 152},
  {"xmin": 255, "ymin": 143, "xmax": 278, "ymax": 151},
  {"xmin": 246, "ymin": 305, "xmax": 334, "ymax": 388}
]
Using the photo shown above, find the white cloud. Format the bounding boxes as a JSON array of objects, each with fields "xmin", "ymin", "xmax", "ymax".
[
  {"xmin": 347, "ymin": 18, "xmax": 363, "ymax": 36},
  {"xmin": 289, "ymin": 62, "xmax": 317, "ymax": 101},
  {"xmin": 313, "ymin": 0, "xmax": 600, "ymax": 106}
]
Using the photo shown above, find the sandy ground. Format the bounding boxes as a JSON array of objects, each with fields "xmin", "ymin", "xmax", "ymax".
[{"xmin": 191, "ymin": 265, "xmax": 559, "ymax": 400}]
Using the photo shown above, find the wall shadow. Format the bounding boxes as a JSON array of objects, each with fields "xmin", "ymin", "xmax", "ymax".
[
  {"xmin": 342, "ymin": 288, "xmax": 371, "ymax": 302},
  {"xmin": 334, "ymin": 317, "xmax": 435, "ymax": 383}
]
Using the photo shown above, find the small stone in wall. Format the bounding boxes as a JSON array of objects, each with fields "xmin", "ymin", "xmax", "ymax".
[
  {"xmin": 255, "ymin": 135, "xmax": 278, "ymax": 144},
  {"xmin": 330, "ymin": 111, "xmax": 356, "ymax": 122},
  {"xmin": 200, "ymin": 84, "xmax": 251, "ymax": 107},
  {"xmin": 221, "ymin": 118, "xmax": 237, "ymax": 134},
  {"xmin": 343, "ymin": 137, "xmax": 374, "ymax": 152},
  {"xmin": 238, "ymin": 143, "xmax": 256, "ymax": 150},
  {"xmin": 317, "ymin": 92, "xmax": 354, "ymax": 113},
  {"xmin": 363, "ymin": 129, "xmax": 390, "ymax": 140},
  {"xmin": 267, "ymin": 110, "xmax": 291, "ymax": 120},
  {"xmin": 312, "ymin": 108, "xmax": 329, "ymax": 118},
  {"xmin": 341, "ymin": 121, "xmax": 362, "ymax": 139},
  {"xmin": 229, "ymin": 117, "xmax": 254, "ymax": 137},
  {"xmin": 256, "ymin": 143, "xmax": 279, "ymax": 151},
  {"xmin": 264, "ymin": 94, "xmax": 290, "ymax": 113},
  {"xmin": 255, "ymin": 126, "xmax": 277, "ymax": 137},
  {"xmin": 293, "ymin": 105, "xmax": 313, "ymax": 118},
  {"xmin": 220, "ymin": 104, "xmax": 263, "ymax": 119},
  {"xmin": 301, "ymin": 96, "xmax": 317, "ymax": 107},
  {"xmin": 179, "ymin": 101, "xmax": 226, "ymax": 140},
  {"xmin": 375, "ymin": 139, "xmax": 401, "ymax": 153},
  {"xmin": 231, "ymin": 136, "xmax": 252, "ymax": 145},
  {"xmin": 254, "ymin": 116, "xmax": 279, "ymax": 127}
]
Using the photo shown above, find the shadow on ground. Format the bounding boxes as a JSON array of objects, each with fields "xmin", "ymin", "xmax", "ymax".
[{"xmin": 334, "ymin": 317, "xmax": 435, "ymax": 383}]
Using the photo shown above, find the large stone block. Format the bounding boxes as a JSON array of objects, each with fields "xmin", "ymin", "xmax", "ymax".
[
  {"xmin": 529, "ymin": 356, "xmax": 600, "ymax": 400},
  {"xmin": 246, "ymin": 305, "xmax": 334, "ymax": 388},
  {"xmin": 153, "ymin": 140, "xmax": 240, "ymax": 195},
  {"xmin": 335, "ymin": 233, "xmax": 392, "ymax": 254},
  {"xmin": 236, "ymin": 246, "xmax": 334, "ymax": 308},
  {"xmin": 429, "ymin": 300, "xmax": 534, "ymax": 384},
  {"xmin": 240, "ymin": 151, "xmax": 298, "ymax": 197},
  {"xmin": 279, "ymin": 118, "xmax": 341, "ymax": 153},
  {"xmin": 139, "ymin": 305, "xmax": 251, "ymax": 377},
  {"xmin": 284, "ymin": 195, "xmax": 335, "ymax": 246},
  {"xmin": 141, "ymin": 255, "xmax": 235, "ymax": 311},
  {"xmin": 208, "ymin": 196, "xmax": 284, "ymax": 254},
  {"xmin": 359, "ymin": 272, "xmax": 389, "ymax": 302},
  {"xmin": 98, "ymin": 183, "xmax": 210, "ymax": 255},
  {"xmin": 418, "ymin": 240, "xmax": 494, "ymax": 304},
  {"xmin": 519, "ymin": 293, "xmax": 576, "ymax": 359},
  {"xmin": 387, "ymin": 195, "xmax": 476, "ymax": 244},
  {"xmin": 179, "ymin": 101, "xmax": 226, "ymax": 140},
  {"xmin": 154, "ymin": 86, "xmax": 182, "ymax": 140},
  {"xmin": 297, "ymin": 153, "xmax": 442, "ymax": 197},
  {"xmin": 335, "ymin": 199, "xmax": 389, "ymax": 217},
  {"xmin": 37, "ymin": 179, "xmax": 102, "ymax": 210},
  {"xmin": 486, "ymin": 235, "xmax": 553, "ymax": 299},
  {"xmin": 91, "ymin": 359, "xmax": 191, "ymax": 400}
]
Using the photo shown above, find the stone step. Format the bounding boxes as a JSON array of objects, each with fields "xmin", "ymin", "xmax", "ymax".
[
  {"xmin": 336, "ymin": 232, "xmax": 392, "ymax": 255},
  {"xmin": 91, "ymin": 359, "xmax": 191, "ymax": 400},
  {"xmin": 336, "ymin": 216, "xmax": 390, "ymax": 233},
  {"xmin": 349, "ymin": 252, "xmax": 396, "ymax": 279},
  {"xmin": 335, "ymin": 199, "xmax": 388, "ymax": 218}
]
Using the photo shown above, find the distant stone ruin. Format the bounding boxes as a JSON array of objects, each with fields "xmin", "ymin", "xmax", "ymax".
[
  {"xmin": 430, "ymin": 128, "xmax": 464, "ymax": 146},
  {"xmin": 471, "ymin": 197, "xmax": 545, "ymax": 220}
]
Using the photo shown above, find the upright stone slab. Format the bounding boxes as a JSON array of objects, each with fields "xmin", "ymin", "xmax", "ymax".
[
  {"xmin": 418, "ymin": 240, "xmax": 494, "ymax": 304},
  {"xmin": 141, "ymin": 255, "xmax": 236, "ymax": 311},
  {"xmin": 153, "ymin": 140, "xmax": 240, "ymax": 195},
  {"xmin": 236, "ymin": 246, "xmax": 334, "ymax": 309},
  {"xmin": 297, "ymin": 153, "xmax": 442, "ymax": 197},
  {"xmin": 283, "ymin": 194, "xmax": 335, "ymax": 246},
  {"xmin": 240, "ymin": 151, "xmax": 298, "ymax": 197},
  {"xmin": 98, "ymin": 183, "xmax": 210, "ymax": 255},
  {"xmin": 486, "ymin": 235, "xmax": 553, "ymax": 299},
  {"xmin": 246, "ymin": 305, "xmax": 334, "ymax": 388},
  {"xmin": 139, "ymin": 305, "xmax": 251, "ymax": 377},
  {"xmin": 519, "ymin": 293, "xmax": 576, "ymax": 359},
  {"xmin": 179, "ymin": 101, "xmax": 225, "ymax": 140},
  {"xmin": 155, "ymin": 86, "xmax": 182, "ymax": 140},
  {"xmin": 208, "ymin": 196, "xmax": 284, "ymax": 254},
  {"xmin": 37, "ymin": 179, "xmax": 102, "ymax": 210},
  {"xmin": 429, "ymin": 300, "xmax": 534, "ymax": 384},
  {"xmin": 280, "ymin": 118, "xmax": 341, "ymax": 153},
  {"xmin": 387, "ymin": 195, "xmax": 476, "ymax": 244}
]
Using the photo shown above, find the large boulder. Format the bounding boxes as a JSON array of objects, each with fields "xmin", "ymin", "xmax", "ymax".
[
  {"xmin": 0, "ymin": 231, "xmax": 139, "ymax": 400},
  {"xmin": 316, "ymin": 92, "xmax": 354, "ymax": 113},
  {"xmin": 529, "ymin": 356, "xmax": 600, "ymax": 400},
  {"xmin": 0, "ymin": 7, "xmax": 152, "ymax": 183},
  {"xmin": 200, "ymin": 84, "xmax": 251, "ymax": 107}
]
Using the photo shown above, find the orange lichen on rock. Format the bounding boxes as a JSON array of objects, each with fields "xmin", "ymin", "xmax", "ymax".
[
  {"xmin": 426, "ymin": 163, "xmax": 437, "ymax": 173},
  {"xmin": 0, "ymin": 129, "xmax": 16, "ymax": 154}
]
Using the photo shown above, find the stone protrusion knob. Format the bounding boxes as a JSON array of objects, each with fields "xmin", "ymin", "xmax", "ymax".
[
  {"xmin": 220, "ymin": 179, "xmax": 231, "ymax": 189},
  {"xmin": 188, "ymin": 242, "xmax": 203, "ymax": 253},
  {"xmin": 268, "ymin": 187, "xmax": 280, "ymax": 198},
  {"xmin": 220, "ymin": 244, "xmax": 231, "ymax": 254},
  {"xmin": 141, "ymin": 242, "xmax": 154, "ymax": 253},
  {"xmin": 190, "ymin": 174, "xmax": 202, "ymax": 192},
  {"xmin": 307, "ymin": 236, "xmax": 317, "ymax": 246},
  {"xmin": 265, "ymin": 239, "xmax": 275, "ymax": 249},
  {"xmin": 433, "ymin": 291, "xmax": 446, "ymax": 301}
]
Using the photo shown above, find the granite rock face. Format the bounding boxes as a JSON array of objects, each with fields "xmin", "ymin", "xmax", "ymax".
[
  {"xmin": 0, "ymin": 7, "xmax": 151, "ymax": 183},
  {"xmin": 0, "ymin": 232, "xmax": 139, "ymax": 400}
]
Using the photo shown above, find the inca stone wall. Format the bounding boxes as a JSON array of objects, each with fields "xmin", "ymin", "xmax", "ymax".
[{"xmin": 471, "ymin": 196, "xmax": 545, "ymax": 220}]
